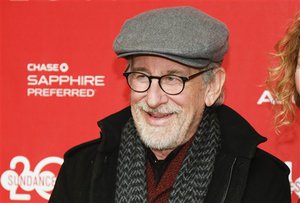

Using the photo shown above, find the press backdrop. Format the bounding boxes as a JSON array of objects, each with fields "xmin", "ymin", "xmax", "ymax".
[{"xmin": 1, "ymin": 0, "xmax": 300, "ymax": 202}]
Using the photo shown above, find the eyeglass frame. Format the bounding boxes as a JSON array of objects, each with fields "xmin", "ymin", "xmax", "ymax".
[{"xmin": 123, "ymin": 66, "xmax": 214, "ymax": 95}]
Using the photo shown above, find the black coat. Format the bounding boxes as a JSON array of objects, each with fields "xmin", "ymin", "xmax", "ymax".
[{"xmin": 49, "ymin": 105, "xmax": 291, "ymax": 203}]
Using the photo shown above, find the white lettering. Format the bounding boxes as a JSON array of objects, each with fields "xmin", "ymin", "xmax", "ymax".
[
  {"xmin": 59, "ymin": 63, "xmax": 69, "ymax": 72},
  {"xmin": 0, "ymin": 156, "xmax": 63, "ymax": 200},
  {"xmin": 27, "ymin": 64, "xmax": 60, "ymax": 72},
  {"xmin": 27, "ymin": 75, "xmax": 38, "ymax": 86},
  {"xmin": 37, "ymin": 75, "xmax": 49, "ymax": 85},
  {"xmin": 27, "ymin": 88, "xmax": 95, "ymax": 97},
  {"xmin": 285, "ymin": 161, "xmax": 300, "ymax": 198},
  {"xmin": 26, "ymin": 63, "xmax": 104, "ymax": 97},
  {"xmin": 257, "ymin": 90, "xmax": 275, "ymax": 104},
  {"xmin": 27, "ymin": 75, "xmax": 105, "ymax": 86}
]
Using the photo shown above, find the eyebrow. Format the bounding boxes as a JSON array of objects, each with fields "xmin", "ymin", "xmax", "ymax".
[{"xmin": 166, "ymin": 69, "xmax": 186, "ymax": 75}]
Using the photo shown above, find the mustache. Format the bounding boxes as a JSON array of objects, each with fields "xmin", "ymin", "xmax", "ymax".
[{"xmin": 136, "ymin": 102, "xmax": 182, "ymax": 114}]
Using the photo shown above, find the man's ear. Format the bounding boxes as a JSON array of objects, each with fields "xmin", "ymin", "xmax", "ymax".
[{"xmin": 204, "ymin": 68, "xmax": 226, "ymax": 107}]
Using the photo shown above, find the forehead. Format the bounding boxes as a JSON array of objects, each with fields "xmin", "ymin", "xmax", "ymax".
[{"xmin": 130, "ymin": 55, "xmax": 195, "ymax": 74}]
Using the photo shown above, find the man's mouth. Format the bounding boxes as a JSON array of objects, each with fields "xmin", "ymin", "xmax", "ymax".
[
  {"xmin": 148, "ymin": 112, "xmax": 173, "ymax": 118},
  {"xmin": 144, "ymin": 111, "xmax": 175, "ymax": 126}
]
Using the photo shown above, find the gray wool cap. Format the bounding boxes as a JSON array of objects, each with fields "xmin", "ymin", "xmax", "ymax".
[{"xmin": 113, "ymin": 6, "xmax": 229, "ymax": 68}]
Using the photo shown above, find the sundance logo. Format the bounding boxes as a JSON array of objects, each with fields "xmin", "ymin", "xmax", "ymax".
[{"xmin": 0, "ymin": 156, "xmax": 63, "ymax": 200}]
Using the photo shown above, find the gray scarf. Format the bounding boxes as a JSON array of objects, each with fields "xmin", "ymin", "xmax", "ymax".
[{"xmin": 115, "ymin": 107, "xmax": 221, "ymax": 203}]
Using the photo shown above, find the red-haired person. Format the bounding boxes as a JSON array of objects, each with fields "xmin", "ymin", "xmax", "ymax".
[{"xmin": 267, "ymin": 12, "xmax": 300, "ymax": 130}]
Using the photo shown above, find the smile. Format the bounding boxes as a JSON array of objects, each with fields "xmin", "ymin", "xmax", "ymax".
[{"xmin": 143, "ymin": 111, "xmax": 175, "ymax": 126}]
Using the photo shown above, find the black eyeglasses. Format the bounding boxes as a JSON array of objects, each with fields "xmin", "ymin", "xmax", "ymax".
[{"xmin": 123, "ymin": 67, "xmax": 213, "ymax": 95}]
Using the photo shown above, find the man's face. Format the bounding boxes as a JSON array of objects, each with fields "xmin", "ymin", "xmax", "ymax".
[{"xmin": 130, "ymin": 55, "xmax": 208, "ymax": 150}]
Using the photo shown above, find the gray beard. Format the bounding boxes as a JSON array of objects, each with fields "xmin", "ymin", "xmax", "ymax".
[{"xmin": 131, "ymin": 102, "xmax": 192, "ymax": 150}]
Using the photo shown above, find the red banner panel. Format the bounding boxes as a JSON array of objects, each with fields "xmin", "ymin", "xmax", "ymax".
[{"xmin": 1, "ymin": 0, "xmax": 299, "ymax": 202}]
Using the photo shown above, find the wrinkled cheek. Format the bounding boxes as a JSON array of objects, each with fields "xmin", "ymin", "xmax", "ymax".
[
  {"xmin": 130, "ymin": 89, "xmax": 146, "ymax": 102},
  {"xmin": 130, "ymin": 103, "xmax": 141, "ymax": 125}
]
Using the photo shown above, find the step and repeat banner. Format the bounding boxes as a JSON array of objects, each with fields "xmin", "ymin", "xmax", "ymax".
[{"xmin": 1, "ymin": 0, "xmax": 300, "ymax": 202}]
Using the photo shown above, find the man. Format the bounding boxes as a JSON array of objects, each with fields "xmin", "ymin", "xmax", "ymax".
[{"xmin": 50, "ymin": 7, "xmax": 291, "ymax": 203}]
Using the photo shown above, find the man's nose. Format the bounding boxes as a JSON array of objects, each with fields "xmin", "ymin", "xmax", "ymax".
[{"xmin": 145, "ymin": 80, "xmax": 168, "ymax": 108}]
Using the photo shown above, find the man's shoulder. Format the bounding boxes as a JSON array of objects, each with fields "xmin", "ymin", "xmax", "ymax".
[
  {"xmin": 252, "ymin": 148, "xmax": 290, "ymax": 175},
  {"xmin": 241, "ymin": 148, "xmax": 291, "ymax": 202},
  {"xmin": 64, "ymin": 138, "xmax": 101, "ymax": 159}
]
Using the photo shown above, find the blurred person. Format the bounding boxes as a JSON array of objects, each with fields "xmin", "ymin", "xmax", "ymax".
[{"xmin": 267, "ymin": 12, "xmax": 300, "ymax": 130}]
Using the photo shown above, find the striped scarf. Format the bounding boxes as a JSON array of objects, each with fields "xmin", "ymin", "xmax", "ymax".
[{"xmin": 115, "ymin": 107, "xmax": 221, "ymax": 203}]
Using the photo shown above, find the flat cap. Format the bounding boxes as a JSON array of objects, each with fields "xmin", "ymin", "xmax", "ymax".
[{"xmin": 113, "ymin": 6, "xmax": 229, "ymax": 68}]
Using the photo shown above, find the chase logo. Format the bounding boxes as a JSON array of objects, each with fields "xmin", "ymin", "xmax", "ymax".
[
  {"xmin": 27, "ymin": 63, "xmax": 69, "ymax": 73},
  {"xmin": 26, "ymin": 62, "xmax": 105, "ymax": 97}
]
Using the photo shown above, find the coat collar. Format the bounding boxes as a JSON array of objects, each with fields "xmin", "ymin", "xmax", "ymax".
[
  {"xmin": 215, "ymin": 105, "xmax": 266, "ymax": 158},
  {"xmin": 97, "ymin": 106, "xmax": 131, "ymax": 153},
  {"xmin": 97, "ymin": 105, "xmax": 266, "ymax": 158}
]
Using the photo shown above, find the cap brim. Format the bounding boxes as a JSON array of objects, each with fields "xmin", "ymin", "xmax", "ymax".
[{"xmin": 117, "ymin": 51, "xmax": 211, "ymax": 68}]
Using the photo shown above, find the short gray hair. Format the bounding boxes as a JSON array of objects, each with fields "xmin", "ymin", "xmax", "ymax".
[{"xmin": 202, "ymin": 62, "xmax": 225, "ymax": 105}]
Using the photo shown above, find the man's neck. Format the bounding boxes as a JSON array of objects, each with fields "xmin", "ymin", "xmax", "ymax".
[{"xmin": 151, "ymin": 148, "xmax": 175, "ymax": 160}]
